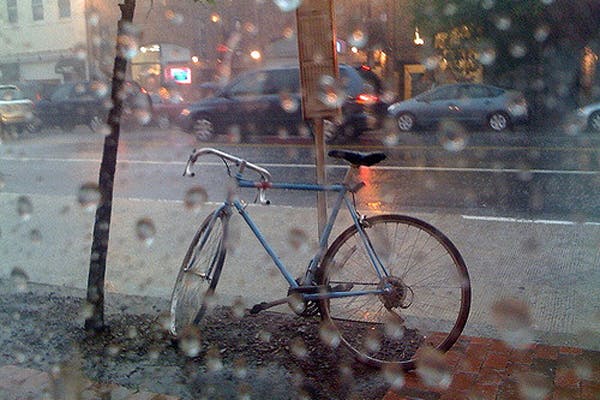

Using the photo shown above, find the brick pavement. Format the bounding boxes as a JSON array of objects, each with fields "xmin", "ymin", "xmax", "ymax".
[
  {"xmin": 383, "ymin": 335, "xmax": 600, "ymax": 400},
  {"xmin": 1, "ymin": 336, "xmax": 598, "ymax": 400}
]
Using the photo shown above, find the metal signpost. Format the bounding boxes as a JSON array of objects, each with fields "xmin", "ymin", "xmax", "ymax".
[{"xmin": 296, "ymin": 0, "xmax": 339, "ymax": 239}]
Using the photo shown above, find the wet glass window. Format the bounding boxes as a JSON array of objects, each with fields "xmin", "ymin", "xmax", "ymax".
[
  {"xmin": 31, "ymin": 0, "xmax": 43, "ymax": 21},
  {"xmin": 6, "ymin": 0, "xmax": 17, "ymax": 23},
  {"xmin": 58, "ymin": 0, "xmax": 70, "ymax": 18}
]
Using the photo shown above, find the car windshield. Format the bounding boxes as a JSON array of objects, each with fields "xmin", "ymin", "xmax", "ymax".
[
  {"xmin": 0, "ymin": 87, "xmax": 25, "ymax": 101},
  {"xmin": 1, "ymin": 2, "xmax": 599, "ymax": 400}
]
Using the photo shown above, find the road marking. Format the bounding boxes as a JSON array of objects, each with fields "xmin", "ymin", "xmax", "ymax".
[
  {"xmin": 461, "ymin": 214, "xmax": 600, "ymax": 226},
  {"xmin": 1, "ymin": 156, "xmax": 598, "ymax": 176}
]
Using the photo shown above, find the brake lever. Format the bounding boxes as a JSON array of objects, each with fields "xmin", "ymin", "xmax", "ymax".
[{"xmin": 183, "ymin": 155, "xmax": 195, "ymax": 177}]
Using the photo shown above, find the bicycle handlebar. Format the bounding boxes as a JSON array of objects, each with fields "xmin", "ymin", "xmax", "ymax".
[{"xmin": 184, "ymin": 147, "xmax": 273, "ymax": 205}]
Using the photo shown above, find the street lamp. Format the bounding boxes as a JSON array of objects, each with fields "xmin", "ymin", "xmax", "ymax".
[{"xmin": 414, "ymin": 27, "xmax": 424, "ymax": 46}]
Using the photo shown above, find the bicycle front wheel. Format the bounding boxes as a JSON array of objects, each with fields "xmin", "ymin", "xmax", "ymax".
[
  {"xmin": 169, "ymin": 210, "xmax": 228, "ymax": 337},
  {"xmin": 317, "ymin": 214, "xmax": 471, "ymax": 369}
]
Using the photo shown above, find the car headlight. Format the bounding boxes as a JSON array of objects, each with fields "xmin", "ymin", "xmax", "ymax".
[{"xmin": 180, "ymin": 108, "xmax": 191, "ymax": 116}]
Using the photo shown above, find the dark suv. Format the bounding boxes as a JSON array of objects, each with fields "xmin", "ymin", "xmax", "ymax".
[
  {"xmin": 176, "ymin": 64, "xmax": 385, "ymax": 142},
  {"xmin": 33, "ymin": 80, "xmax": 152, "ymax": 132}
]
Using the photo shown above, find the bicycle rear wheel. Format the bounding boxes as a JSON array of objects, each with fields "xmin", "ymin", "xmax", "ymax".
[
  {"xmin": 169, "ymin": 209, "xmax": 228, "ymax": 336},
  {"xmin": 317, "ymin": 214, "xmax": 470, "ymax": 370}
]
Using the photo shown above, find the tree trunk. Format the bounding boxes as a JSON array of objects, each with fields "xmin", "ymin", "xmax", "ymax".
[{"xmin": 85, "ymin": 0, "xmax": 136, "ymax": 332}]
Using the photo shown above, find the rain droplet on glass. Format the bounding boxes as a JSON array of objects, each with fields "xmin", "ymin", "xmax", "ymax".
[
  {"xmin": 206, "ymin": 346, "xmax": 223, "ymax": 372},
  {"xmin": 10, "ymin": 267, "xmax": 29, "ymax": 292},
  {"xmin": 17, "ymin": 196, "xmax": 33, "ymax": 220},
  {"xmin": 136, "ymin": 217, "xmax": 156, "ymax": 246},
  {"xmin": 382, "ymin": 364, "xmax": 405, "ymax": 390},
  {"xmin": 231, "ymin": 297, "xmax": 246, "ymax": 319},
  {"xmin": 491, "ymin": 298, "xmax": 534, "ymax": 349},
  {"xmin": 273, "ymin": 0, "xmax": 302, "ymax": 12},
  {"xmin": 178, "ymin": 325, "xmax": 202, "ymax": 357},
  {"xmin": 349, "ymin": 29, "xmax": 368, "ymax": 48},
  {"xmin": 289, "ymin": 337, "xmax": 308, "ymax": 359},
  {"xmin": 516, "ymin": 371, "xmax": 552, "ymax": 400},
  {"xmin": 287, "ymin": 227, "xmax": 309, "ymax": 251},
  {"xmin": 29, "ymin": 229, "xmax": 42, "ymax": 243},
  {"xmin": 319, "ymin": 321, "xmax": 341, "ymax": 348},
  {"xmin": 77, "ymin": 182, "xmax": 101, "ymax": 211},
  {"xmin": 416, "ymin": 347, "xmax": 453, "ymax": 389},
  {"xmin": 184, "ymin": 186, "xmax": 208, "ymax": 212}
]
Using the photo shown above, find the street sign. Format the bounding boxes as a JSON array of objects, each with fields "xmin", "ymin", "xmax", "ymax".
[{"xmin": 296, "ymin": 0, "xmax": 339, "ymax": 120}]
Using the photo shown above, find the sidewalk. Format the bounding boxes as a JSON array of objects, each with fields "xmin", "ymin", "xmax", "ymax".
[
  {"xmin": 384, "ymin": 335, "xmax": 600, "ymax": 400},
  {"xmin": 2, "ymin": 336, "xmax": 598, "ymax": 400}
]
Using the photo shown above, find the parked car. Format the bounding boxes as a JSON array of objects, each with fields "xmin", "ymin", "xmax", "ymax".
[
  {"xmin": 573, "ymin": 101, "xmax": 600, "ymax": 132},
  {"xmin": 176, "ymin": 64, "xmax": 388, "ymax": 142},
  {"xmin": 149, "ymin": 93, "xmax": 189, "ymax": 129},
  {"xmin": 0, "ymin": 84, "xmax": 35, "ymax": 138},
  {"xmin": 33, "ymin": 80, "xmax": 152, "ymax": 132},
  {"xmin": 387, "ymin": 83, "xmax": 529, "ymax": 132}
]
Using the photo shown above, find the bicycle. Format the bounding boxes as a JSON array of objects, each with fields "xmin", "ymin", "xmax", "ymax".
[{"xmin": 169, "ymin": 147, "xmax": 471, "ymax": 370}]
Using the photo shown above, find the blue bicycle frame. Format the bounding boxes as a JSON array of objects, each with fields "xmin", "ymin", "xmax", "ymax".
[{"xmin": 207, "ymin": 168, "xmax": 391, "ymax": 302}]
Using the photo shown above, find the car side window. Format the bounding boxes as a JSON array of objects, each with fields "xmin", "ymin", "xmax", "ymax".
[
  {"xmin": 430, "ymin": 86, "xmax": 459, "ymax": 101},
  {"xmin": 228, "ymin": 72, "xmax": 267, "ymax": 96},
  {"xmin": 461, "ymin": 85, "xmax": 490, "ymax": 99},
  {"xmin": 50, "ymin": 84, "xmax": 73, "ymax": 101},
  {"xmin": 264, "ymin": 69, "xmax": 299, "ymax": 94}
]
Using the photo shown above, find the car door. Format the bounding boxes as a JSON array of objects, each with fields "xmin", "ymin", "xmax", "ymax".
[
  {"xmin": 419, "ymin": 85, "xmax": 461, "ymax": 124},
  {"xmin": 262, "ymin": 68, "xmax": 302, "ymax": 135},
  {"xmin": 456, "ymin": 84, "xmax": 495, "ymax": 124},
  {"xmin": 221, "ymin": 70, "xmax": 269, "ymax": 135}
]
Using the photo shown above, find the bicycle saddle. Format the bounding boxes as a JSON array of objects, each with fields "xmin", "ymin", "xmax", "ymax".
[{"xmin": 328, "ymin": 150, "xmax": 386, "ymax": 167}]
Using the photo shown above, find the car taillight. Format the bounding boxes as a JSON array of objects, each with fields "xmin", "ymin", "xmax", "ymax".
[{"xmin": 356, "ymin": 93, "xmax": 379, "ymax": 105}]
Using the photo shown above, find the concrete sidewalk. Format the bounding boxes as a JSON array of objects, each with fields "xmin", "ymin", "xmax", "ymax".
[{"xmin": 2, "ymin": 336, "xmax": 598, "ymax": 400}]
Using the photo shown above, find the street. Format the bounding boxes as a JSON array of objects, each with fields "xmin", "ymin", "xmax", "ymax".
[{"xmin": 1, "ymin": 126, "xmax": 599, "ymax": 351}]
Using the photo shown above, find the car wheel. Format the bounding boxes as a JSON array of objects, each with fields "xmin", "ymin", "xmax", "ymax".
[
  {"xmin": 488, "ymin": 112, "xmax": 510, "ymax": 132},
  {"xmin": 193, "ymin": 117, "xmax": 215, "ymax": 141},
  {"xmin": 26, "ymin": 116, "xmax": 42, "ymax": 133},
  {"xmin": 587, "ymin": 111, "xmax": 600, "ymax": 132},
  {"xmin": 157, "ymin": 114, "xmax": 170, "ymax": 130},
  {"xmin": 396, "ymin": 113, "xmax": 415, "ymax": 131}
]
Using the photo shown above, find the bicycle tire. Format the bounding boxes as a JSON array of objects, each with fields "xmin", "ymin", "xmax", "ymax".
[
  {"xmin": 169, "ymin": 210, "xmax": 228, "ymax": 337},
  {"xmin": 317, "ymin": 214, "xmax": 470, "ymax": 370}
]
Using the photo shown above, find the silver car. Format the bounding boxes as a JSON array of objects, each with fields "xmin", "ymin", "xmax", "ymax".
[
  {"xmin": 0, "ymin": 85, "xmax": 34, "ymax": 137},
  {"xmin": 387, "ymin": 83, "xmax": 529, "ymax": 132},
  {"xmin": 573, "ymin": 102, "xmax": 600, "ymax": 132}
]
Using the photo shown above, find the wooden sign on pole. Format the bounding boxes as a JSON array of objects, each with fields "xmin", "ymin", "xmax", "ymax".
[{"xmin": 296, "ymin": 0, "xmax": 338, "ymax": 240}]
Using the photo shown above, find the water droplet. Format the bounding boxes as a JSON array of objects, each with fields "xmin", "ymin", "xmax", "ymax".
[
  {"xmin": 10, "ymin": 267, "xmax": 29, "ymax": 292},
  {"xmin": 287, "ymin": 227, "xmax": 309, "ymax": 251},
  {"xmin": 231, "ymin": 297, "xmax": 246, "ymax": 319},
  {"xmin": 510, "ymin": 43, "xmax": 528, "ymax": 58},
  {"xmin": 136, "ymin": 217, "xmax": 156, "ymax": 246},
  {"xmin": 165, "ymin": 9, "xmax": 184, "ymax": 25},
  {"xmin": 438, "ymin": 121, "xmax": 468, "ymax": 152},
  {"xmin": 416, "ymin": 347, "xmax": 452, "ymax": 389},
  {"xmin": 184, "ymin": 186, "xmax": 208, "ymax": 212},
  {"xmin": 273, "ymin": 0, "xmax": 302, "ymax": 12},
  {"xmin": 79, "ymin": 301, "xmax": 94, "ymax": 320},
  {"xmin": 349, "ymin": 29, "xmax": 368, "ymax": 48},
  {"xmin": 29, "ymin": 229, "xmax": 42, "ymax": 243},
  {"xmin": 206, "ymin": 346, "xmax": 223, "ymax": 372},
  {"xmin": 494, "ymin": 16, "xmax": 511, "ymax": 30},
  {"xmin": 478, "ymin": 47, "xmax": 497, "ymax": 65},
  {"xmin": 178, "ymin": 325, "xmax": 202, "ymax": 357},
  {"xmin": 233, "ymin": 358, "xmax": 248, "ymax": 379},
  {"xmin": 382, "ymin": 364, "xmax": 405, "ymax": 390},
  {"xmin": 364, "ymin": 330, "xmax": 381, "ymax": 352},
  {"xmin": 257, "ymin": 329, "xmax": 272, "ymax": 343},
  {"xmin": 287, "ymin": 293, "xmax": 305, "ymax": 314},
  {"xmin": 384, "ymin": 314, "xmax": 405, "ymax": 340},
  {"xmin": 280, "ymin": 93, "xmax": 299, "ymax": 113},
  {"xmin": 491, "ymin": 298, "xmax": 534, "ymax": 349},
  {"xmin": 517, "ymin": 371, "xmax": 552, "ymax": 400},
  {"xmin": 319, "ymin": 321, "xmax": 341, "ymax": 348},
  {"xmin": 105, "ymin": 343, "xmax": 121, "ymax": 357},
  {"xmin": 534, "ymin": 25, "xmax": 550, "ymax": 42},
  {"xmin": 17, "ymin": 196, "xmax": 33, "ymax": 220},
  {"xmin": 126, "ymin": 326, "xmax": 138, "ymax": 339},
  {"xmin": 289, "ymin": 337, "xmax": 308, "ymax": 359},
  {"xmin": 77, "ymin": 182, "xmax": 101, "ymax": 211}
]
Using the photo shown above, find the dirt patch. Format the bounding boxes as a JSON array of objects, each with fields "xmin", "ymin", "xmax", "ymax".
[{"xmin": 0, "ymin": 281, "xmax": 391, "ymax": 399}]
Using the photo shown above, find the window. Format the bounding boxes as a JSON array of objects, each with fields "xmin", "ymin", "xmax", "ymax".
[
  {"xmin": 6, "ymin": 0, "xmax": 18, "ymax": 23},
  {"xmin": 32, "ymin": 0, "xmax": 43, "ymax": 21},
  {"xmin": 58, "ymin": 0, "xmax": 70, "ymax": 18}
]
